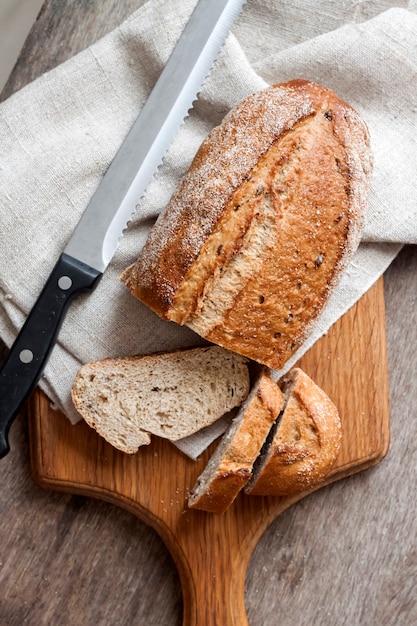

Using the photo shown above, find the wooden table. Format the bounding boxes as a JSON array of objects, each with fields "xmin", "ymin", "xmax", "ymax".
[{"xmin": 1, "ymin": 2, "xmax": 416, "ymax": 624}]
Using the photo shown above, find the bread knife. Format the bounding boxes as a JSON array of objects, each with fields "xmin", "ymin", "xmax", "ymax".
[{"xmin": 0, "ymin": 0, "xmax": 245, "ymax": 458}]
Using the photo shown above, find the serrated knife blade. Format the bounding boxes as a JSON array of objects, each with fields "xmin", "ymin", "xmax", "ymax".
[{"xmin": 0, "ymin": 0, "xmax": 245, "ymax": 458}]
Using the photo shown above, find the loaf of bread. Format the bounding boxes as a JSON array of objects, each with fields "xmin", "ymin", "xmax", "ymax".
[
  {"xmin": 245, "ymin": 367, "xmax": 342, "ymax": 496},
  {"xmin": 122, "ymin": 80, "xmax": 372, "ymax": 369},
  {"xmin": 71, "ymin": 346, "xmax": 250, "ymax": 454},
  {"xmin": 188, "ymin": 369, "xmax": 284, "ymax": 514}
]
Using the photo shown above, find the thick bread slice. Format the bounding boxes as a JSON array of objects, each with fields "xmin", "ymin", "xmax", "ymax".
[
  {"xmin": 122, "ymin": 80, "xmax": 372, "ymax": 370},
  {"xmin": 71, "ymin": 347, "xmax": 250, "ymax": 454},
  {"xmin": 245, "ymin": 368, "xmax": 342, "ymax": 496},
  {"xmin": 188, "ymin": 369, "xmax": 284, "ymax": 514}
]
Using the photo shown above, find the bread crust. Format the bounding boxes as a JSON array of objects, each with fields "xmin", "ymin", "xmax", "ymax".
[
  {"xmin": 245, "ymin": 368, "xmax": 342, "ymax": 496},
  {"xmin": 188, "ymin": 370, "xmax": 284, "ymax": 514},
  {"xmin": 123, "ymin": 80, "xmax": 372, "ymax": 369}
]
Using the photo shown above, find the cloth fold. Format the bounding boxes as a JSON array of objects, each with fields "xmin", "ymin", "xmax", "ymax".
[{"xmin": 0, "ymin": 0, "xmax": 416, "ymax": 459}]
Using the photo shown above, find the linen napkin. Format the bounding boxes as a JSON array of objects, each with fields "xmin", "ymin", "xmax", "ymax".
[{"xmin": 0, "ymin": 0, "xmax": 416, "ymax": 459}]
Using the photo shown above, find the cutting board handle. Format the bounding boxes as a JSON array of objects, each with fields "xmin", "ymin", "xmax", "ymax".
[
  {"xmin": 161, "ymin": 496, "xmax": 295, "ymax": 626},
  {"xmin": 149, "ymin": 504, "xmax": 254, "ymax": 626},
  {"xmin": 140, "ymin": 494, "xmax": 299, "ymax": 626}
]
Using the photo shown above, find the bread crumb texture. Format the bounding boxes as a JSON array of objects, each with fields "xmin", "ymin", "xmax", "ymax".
[
  {"xmin": 123, "ymin": 80, "xmax": 372, "ymax": 369},
  {"xmin": 71, "ymin": 347, "xmax": 249, "ymax": 454}
]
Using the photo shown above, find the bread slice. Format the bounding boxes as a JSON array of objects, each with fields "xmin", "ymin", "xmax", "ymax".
[
  {"xmin": 71, "ymin": 346, "xmax": 250, "ymax": 454},
  {"xmin": 122, "ymin": 80, "xmax": 372, "ymax": 369},
  {"xmin": 246, "ymin": 368, "xmax": 342, "ymax": 496},
  {"xmin": 188, "ymin": 369, "xmax": 284, "ymax": 514}
]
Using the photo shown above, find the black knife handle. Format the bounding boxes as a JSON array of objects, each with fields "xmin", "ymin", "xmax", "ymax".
[{"xmin": 0, "ymin": 253, "xmax": 101, "ymax": 458}]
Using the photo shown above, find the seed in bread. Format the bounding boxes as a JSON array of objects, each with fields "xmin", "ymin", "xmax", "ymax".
[
  {"xmin": 71, "ymin": 346, "xmax": 250, "ymax": 454},
  {"xmin": 245, "ymin": 367, "xmax": 342, "ymax": 496},
  {"xmin": 188, "ymin": 369, "xmax": 284, "ymax": 514},
  {"xmin": 122, "ymin": 80, "xmax": 372, "ymax": 370}
]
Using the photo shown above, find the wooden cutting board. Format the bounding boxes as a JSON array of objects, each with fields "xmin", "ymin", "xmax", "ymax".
[{"xmin": 28, "ymin": 277, "xmax": 390, "ymax": 626}]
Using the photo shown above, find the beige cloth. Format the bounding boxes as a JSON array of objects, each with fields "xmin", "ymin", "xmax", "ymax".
[{"xmin": 0, "ymin": 0, "xmax": 416, "ymax": 459}]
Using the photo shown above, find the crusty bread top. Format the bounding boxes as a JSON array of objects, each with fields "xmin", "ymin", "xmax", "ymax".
[
  {"xmin": 71, "ymin": 346, "xmax": 250, "ymax": 454},
  {"xmin": 123, "ymin": 80, "xmax": 372, "ymax": 327}
]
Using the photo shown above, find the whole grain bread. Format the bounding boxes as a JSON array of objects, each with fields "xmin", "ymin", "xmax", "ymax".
[
  {"xmin": 122, "ymin": 80, "xmax": 372, "ymax": 370},
  {"xmin": 71, "ymin": 346, "xmax": 250, "ymax": 454},
  {"xmin": 188, "ymin": 369, "xmax": 284, "ymax": 514},
  {"xmin": 245, "ymin": 367, "xmax": 342, "ymax": 496}
]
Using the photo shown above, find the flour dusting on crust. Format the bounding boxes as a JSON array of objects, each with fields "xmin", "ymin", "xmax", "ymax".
[{"xmin": 123, "ymin": 84, "xmax": 314, "ymax": 308}]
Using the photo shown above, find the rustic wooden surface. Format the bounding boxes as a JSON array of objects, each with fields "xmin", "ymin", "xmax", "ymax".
[
  {"xmin": 28, "ymin": 279, "xmax": 389, "ymax": 626},
  {"xmin": 0, "ymin": 1, "xmax": 416, "ymax": 624}
]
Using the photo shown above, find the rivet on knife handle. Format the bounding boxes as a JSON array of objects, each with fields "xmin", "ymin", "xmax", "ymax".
[{"xmin": 0, "ymin": 254, "xmax": 101, "ymax": 458}]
